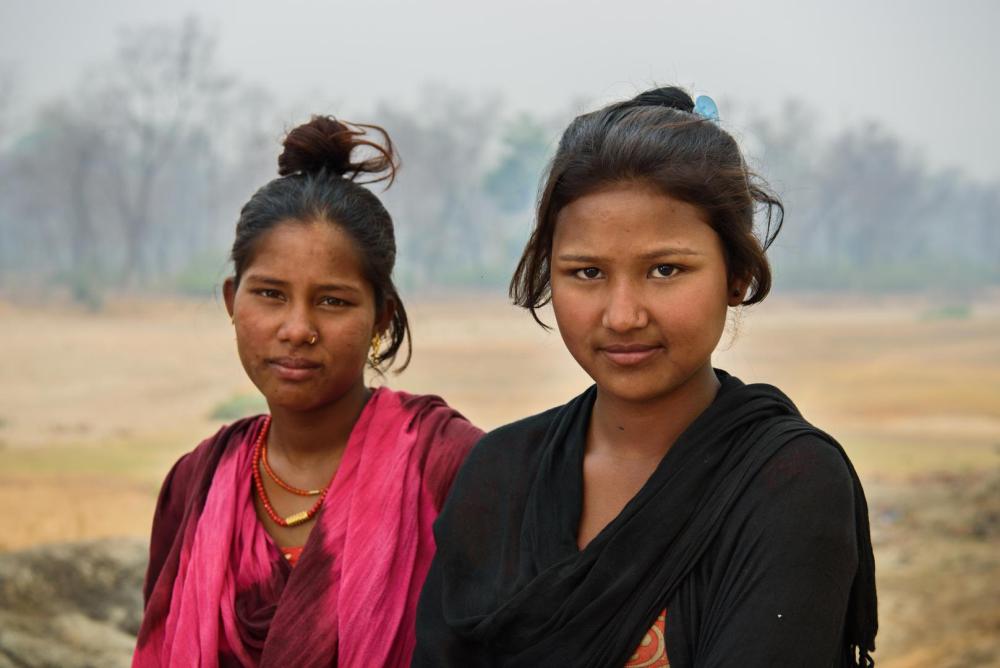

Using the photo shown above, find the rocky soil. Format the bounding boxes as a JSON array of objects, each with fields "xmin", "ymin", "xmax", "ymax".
[
  {"xmin": 868, "ymin": 470, "xmax": 1000, "ymax": 667},
  {"xmin": 0, "ymin": 471, "xmax": 996, "ymax": 667},
  {"xmin": 0, "ymin": 539, "xmax": 145, "ymax": 668}
]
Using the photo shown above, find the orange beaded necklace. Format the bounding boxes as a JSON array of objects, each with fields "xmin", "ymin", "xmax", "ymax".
[
  {"xmin": 262, "ymin": 441, "xmax": 322, "ymax": 496},
  {"xmin": 251, "ymin": 417, "xmax": 331, "ymax": 528}
]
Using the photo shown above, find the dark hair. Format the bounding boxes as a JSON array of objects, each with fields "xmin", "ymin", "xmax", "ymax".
[
  {"xmin": 510, "ymin": 86, "xmax": 783, "ymax": 327},
  {"xmin": 231, "ymin": 115, "xmax": 410, "ymax": 370}
]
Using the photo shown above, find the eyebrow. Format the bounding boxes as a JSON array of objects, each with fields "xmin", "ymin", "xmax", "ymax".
[
  {"xmin": 556, "ymin": 247, "xmax": 705, "ymax": 262},
  {"xmin": 244, "ymin": 275, "xmax": 363, "ymax": 294}
]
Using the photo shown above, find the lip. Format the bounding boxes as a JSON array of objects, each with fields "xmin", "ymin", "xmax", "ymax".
[
  {"xmin": 267, "ymin": 356, "xmax": 322, "ymax": 381},
  {"xmin": 598, "ymin": 343, "xmax": 663, "ymax": 366}
]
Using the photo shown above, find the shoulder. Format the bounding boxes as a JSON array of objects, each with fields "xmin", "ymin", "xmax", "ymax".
[
  {"xmin": 376, "ymin": 388, "xmax": 485, "ymax": 505},
  {"xmin": 382, "ymin": 387, "xmax": 484, "ymax": 451},
  {"xmin": 690, "ymin": 428, "xmax": 864, "ymax": 606},
  {"xmin": 725, "ymin": 373, "xmax": 857, "ymax": 511},
  {"xmin": 433, "ymin": 405, "xmax": 565, "ymax": 534},
  {"xmin": 160, "ymin": 415, "xmax": 264, "ymax": 502},
  {"xmin": 443, "ymin": 404, "xmax": 563, "ymax": 499},
  {"xmin": 755, "ymin": 431, "xmax": 855, "ymax": 496},
  {"xmin": 733, "ymin": 429, "xmax": 859, "ymax": 552},
  {"xmin": 189, "ymin": 414, "xmax": 264, "ymax": 465},
  {"xmin": 464, "ymin": 404, "xmax": 563, "ymax": 471}
]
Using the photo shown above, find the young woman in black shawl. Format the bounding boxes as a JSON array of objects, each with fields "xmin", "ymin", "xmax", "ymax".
[{"xmin": 413, "ymin": 87, "xmax": 878, "ymax": 667}]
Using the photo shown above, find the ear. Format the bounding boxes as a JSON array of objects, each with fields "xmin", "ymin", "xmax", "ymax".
[
  {"xmin": 223, "ymin": 277, "xmax": 237, "ymax": 318},
  {"xmin": 727, "ymin": 276, "xmax": 749, "ymax": 307},
  {"xmin": 375, "ymin": 295, "xmax": 396, "ymax": 335}
]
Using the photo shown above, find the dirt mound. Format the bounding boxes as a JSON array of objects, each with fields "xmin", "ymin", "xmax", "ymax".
[
  {"xmin": 871, "ymin": 469, "xmax": 1000, "ymax": 667},
  {"xmin": 0, "ymin": 539, "xmax": 146, "ymax": 668},
  {"xmin": 0, "ymin": 472, "xmax": 996, "ymax": 666}
]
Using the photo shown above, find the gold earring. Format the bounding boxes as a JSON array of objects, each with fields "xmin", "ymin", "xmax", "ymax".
[{"xmin": 369, "ymin": 332, "xmax": 382, "ymax": 366}]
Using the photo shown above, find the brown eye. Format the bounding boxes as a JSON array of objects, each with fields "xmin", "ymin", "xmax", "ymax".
[
  {"xmin": 650, "ymin": 264, "xmax": 678, "ymax": 278},
  {"xmin": 575, "ymin": 267, "xmax": 603, "ymax": 280}
]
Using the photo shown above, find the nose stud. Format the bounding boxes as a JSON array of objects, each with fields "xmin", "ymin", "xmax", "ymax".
[{"xmin": 308, "ymin": 333, "xmax": 318, "ymax": 345}]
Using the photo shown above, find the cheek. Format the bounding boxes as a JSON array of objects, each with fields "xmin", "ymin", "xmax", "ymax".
[
  {"xmin": 551, "ymin": 284, "xmax": 599, "ymax": 356},
  {"xmin": 341, "ymin": 325, "xmax": 373, "ymax": 356},
  {"xmin": 324, "ymin": 316, "xmax": 376, "ymax": 359},
  {"xmin": 660, "ymin": 283, "xmax": 730, "ymax": 345},
  {"xmin": 233, "ymin": 314, "xmax": 272, "ymax": 359}
]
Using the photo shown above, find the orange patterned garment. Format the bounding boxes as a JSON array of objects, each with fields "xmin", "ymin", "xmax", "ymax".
[
  {"xmin": 281, "ymin": 546, "xmax": 304, "ymax": 567},
  {"xmin": 625, "ymin": 610, "xmax": 669, "ymax": 667}
]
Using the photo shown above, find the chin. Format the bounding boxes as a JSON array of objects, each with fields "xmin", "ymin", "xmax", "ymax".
[
  {"xmin": 264, "ymin": 393, "xmax": 324, "ymax": 413},
  {"xmin": 254, "ymin": 380, "xmax": 323, "ymax": 410},
  {"xmin": 265, "ymin": 377, "xmax": 365, "ymax": 414},
  {"xmin": 588, "ymin": 370, "xmax": 667, "ymax": 404},
  {"xmin": 590, "ymin": 359, "xmax": 703, "ymax": 406},
  {"xmin": 599, "ymin": 381, "xmax": 676, "ymax": 405}
]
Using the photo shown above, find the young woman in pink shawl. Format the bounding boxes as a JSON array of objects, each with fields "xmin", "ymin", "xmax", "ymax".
[{"xmin": 132, "ymin": 116, "xmax": 483, "ymax": 668}]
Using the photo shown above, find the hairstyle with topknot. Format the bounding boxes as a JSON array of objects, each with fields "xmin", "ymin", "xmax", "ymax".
[
  {"xmin": 510, "ymin": 86, "xmax": 784, "ymax": 328},
  {"xmin": 231, "ymin": 115, "xmax": 410, "ymax": 370}
]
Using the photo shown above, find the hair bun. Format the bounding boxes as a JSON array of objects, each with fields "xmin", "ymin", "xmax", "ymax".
[
  {"xmin": 277, "ymin": 115, "xmax": 398, "ymax": 184},
  {"xmin": 629, "ymin": 86, "xmax": 695, "ymax": 113}
]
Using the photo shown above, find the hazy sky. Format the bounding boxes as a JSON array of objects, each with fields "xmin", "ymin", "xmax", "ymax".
[{"xmin": 3, "ymin": 0, "xmax": 998, "ymax": 179}]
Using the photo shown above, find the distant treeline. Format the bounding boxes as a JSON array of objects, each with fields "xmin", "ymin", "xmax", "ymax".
[{"xmin": 0, "ymin": 18, "xmax": 996, "ymax": 307}]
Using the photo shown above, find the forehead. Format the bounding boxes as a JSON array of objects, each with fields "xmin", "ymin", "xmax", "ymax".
[
  {"xmin": 552, "ymin": 185, "xmax": 718, "ymax": 253},
  {"xmin": 244, "ymin": 220, "xmax": 366, "ymax": 282}
]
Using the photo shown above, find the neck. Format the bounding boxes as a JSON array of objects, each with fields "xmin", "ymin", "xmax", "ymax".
[
  {"xmin": 266, "ymin": 380, "xmax": 371, "ymax": 466},
  {"xmin": 589, "ymin": 363, "xmax": 720, "ymax": 460}
]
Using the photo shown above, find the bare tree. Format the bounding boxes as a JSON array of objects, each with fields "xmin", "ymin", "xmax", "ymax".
[
  {"xmin": 374, "ymin": 85, "xmax": 502, "ymax": 287},
  {"xmin": 748, "ymin": 102, "xmax": 1000, "ymax": 292},
  {"xmin": 0, "ymin": 19, "xmax": 281, "ymax": 301},
  {"xmin": 42, "ymin": 104, "xmax": 105, "ymax": 279},
  {"xmin": 0, "ymin": 65, "xmax": 17, "ymax": 277},
  {"xmin": 0, "ymin": 64, "xmax": 15, "ymax": 147},
  {"xmin": 86, "ymin": 16, "xmax": 234, "ymax": 283},
  {"xmin": 3, "ymin": 36, "xmax": 997, "ymax": 299}
]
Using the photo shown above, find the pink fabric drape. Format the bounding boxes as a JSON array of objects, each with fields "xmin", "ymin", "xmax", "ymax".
[{"xmin": 133, "ymin": 387, "xmax": 481, "ymax": 667}]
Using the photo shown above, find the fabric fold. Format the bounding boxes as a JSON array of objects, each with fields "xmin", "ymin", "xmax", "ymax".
[
  {"xmin": 416, "ymin": 370, "xmax": 876, "ymax": 667},
  {"xmin": 135, "ymin": 387, "xmax": 482, "ymax": 668}
]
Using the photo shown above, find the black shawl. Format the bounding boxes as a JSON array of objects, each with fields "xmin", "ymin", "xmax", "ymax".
[{"xmin": 414, "ymin": 371, "xmax": 876, "ymax": 667}]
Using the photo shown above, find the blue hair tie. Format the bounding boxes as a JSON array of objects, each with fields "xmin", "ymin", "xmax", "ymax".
[{"xmin": 693, "ymin": 95, "xmax": 720, "ymax": 123}]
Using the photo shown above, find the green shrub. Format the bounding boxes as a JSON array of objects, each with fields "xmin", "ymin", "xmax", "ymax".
[{"xmin": 920, "ymin": 304, "xmax": 972, "ymax": 321}]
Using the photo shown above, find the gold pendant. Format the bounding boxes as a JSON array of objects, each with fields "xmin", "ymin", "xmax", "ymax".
[{"xmin": 285, "ymin": 511, "xmax": 311, "ymax": 527}]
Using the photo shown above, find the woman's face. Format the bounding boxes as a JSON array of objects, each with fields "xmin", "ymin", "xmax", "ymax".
[
  {"xmin": 224, "ymin": 220, "xmax": 381, "ymax": 412},
  {"xmin": 550, "ymin": 184, "xmax": 742, "ymax": 406}
]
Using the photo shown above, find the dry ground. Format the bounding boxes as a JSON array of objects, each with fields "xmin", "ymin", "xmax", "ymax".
[{"xmin": 1, "ymin": 293, "xmax": 998, "ymax": 665}]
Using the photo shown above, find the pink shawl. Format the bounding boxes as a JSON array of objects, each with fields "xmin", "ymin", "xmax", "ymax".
[{"xmin": 133, "ymin": 387, "xmax": 482, "ymax": 667}]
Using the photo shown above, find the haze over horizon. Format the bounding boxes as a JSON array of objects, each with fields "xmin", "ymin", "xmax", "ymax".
[{"xmin": 3, "ymin": 0, "xmax": 998, "ymax": 181}]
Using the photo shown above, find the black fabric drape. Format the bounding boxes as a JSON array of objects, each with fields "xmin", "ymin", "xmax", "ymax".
[{"xmin": 414, "ymin": 370, "xmax": 876, "ymax": 667}]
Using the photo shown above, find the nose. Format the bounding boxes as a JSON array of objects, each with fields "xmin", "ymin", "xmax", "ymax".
[
  {"xmin": 602, "ymin": 279, "xmax": 649, "ymax": 333},
  {"xmin": 277, "ymin": 303, "xmax": 317, "ymax": 347}
]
